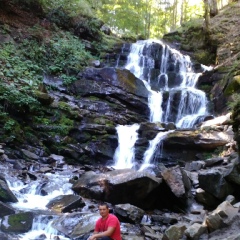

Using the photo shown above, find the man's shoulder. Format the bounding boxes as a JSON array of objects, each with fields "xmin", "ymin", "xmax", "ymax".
[{"xmin": 108, "ymin": 214, "xmax": 119, "ymax": 220}]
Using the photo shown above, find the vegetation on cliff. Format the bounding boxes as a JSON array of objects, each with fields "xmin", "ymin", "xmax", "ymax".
[{"xmin": 0, "ymin": 2, "xmax": 118, "ymax": 164}]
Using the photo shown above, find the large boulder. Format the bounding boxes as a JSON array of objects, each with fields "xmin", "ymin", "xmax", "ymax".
[
  {"xmin": 225, "ymin": 159, "xmax": 240, "ymax": 185},
  {"xmin": 164, "ymin": 130, "xmax": 232, "ymax": 150},
  {"xmin": 198, "ymin": 168, "xmax": 234, "ymax": 200},
  {"xmin": 46, "ymin": 195, "xmax": 85, "ymax": 213},
  {"xmin": 156, "ymin": 129, "xmax": 233, "ymax": 164},
  {"xmin": 205, "ymin": 201, "xmax": 238, "ymax": 232},
  {"xmin": 70, "ymin": 67, "xmax": 150, "ymax": 119},
  {"xmin": 161, "ymin": 166, "xmax": 191, "ymax": 199},
  {"xmin": 72, "ymin": 169, "xmax": 162, "ymax": 209},
  {"xmin": 52, "ymin": 212, "xmax": 99, "ymax": 239}
]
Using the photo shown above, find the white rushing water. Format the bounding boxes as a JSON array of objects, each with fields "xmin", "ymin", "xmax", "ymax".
[
  {"xmin": 113, "ymin": 124, "xmax": 140, "ymax": 169},
  {"xmin": 7, "ymin": 170, "xmax": 74, "ymax": 240},
  {"xmin": 19, "ymin": 216, "xmax": 69, "ymax": 240},
  {"xmin": 113, "ymin": 39, "xmax": 210, "ymax": 169},
  {"xmin": 9, "ymin": 172, "xmax": 73, "ymax": 211},
  {"xmin": 125, "ymin": 39, "xmax": 208, "ymax": 127},
  {"xmin": 139, "ymin": 131, "xmax": 170, "ymax": 171}
]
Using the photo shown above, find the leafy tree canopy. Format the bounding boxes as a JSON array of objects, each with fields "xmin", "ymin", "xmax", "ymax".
[{"xmin": 97, "ymin": 0, "xmax": 205, "ymax": 39}]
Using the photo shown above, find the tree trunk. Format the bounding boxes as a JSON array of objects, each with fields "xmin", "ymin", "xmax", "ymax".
[
  {"xmin": 203, "ymin": 0, "xmax": 210, "ymax": 32},
  {"xmin": 209, "ymin": 0, "xmax": 218, "ymax": 17}
]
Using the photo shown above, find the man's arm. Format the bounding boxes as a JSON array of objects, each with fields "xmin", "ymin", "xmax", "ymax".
[{"xmin": 88, "ymin": 226, "xmax": 115, "ymax": 240}]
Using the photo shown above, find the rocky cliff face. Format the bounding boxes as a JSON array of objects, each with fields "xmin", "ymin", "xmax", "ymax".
[
  {"xmin": 163, "ymin": 1, "xmax": 240, "ymax": 157},
  {"xmin": 163, "ymin": 1, "xmax": 240, "ymax": 114}
]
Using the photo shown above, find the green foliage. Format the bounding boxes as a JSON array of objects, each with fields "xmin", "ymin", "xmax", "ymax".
[
  {"xmin": 0, "ymin": 107, "xmax": 24, "ymax": 143},
  {"xmin": 93, "ymin": 34, "xmax": 124, "ymax": 58},
  {"xmin": 39, "ymin": 0, "xmax": 95, "ymax": 17},
  {"xmin": 43, "ymin": 33, "xmax": 93, "ymax": 83},
  {"xmin": 228, "ymin": 93, "xmax": 240, "ymax": 110},
  {"xmin": 194, "ymin": 50, "xmax": 215, "ymax": 65},
  {"xmin": 3, "ymin": 119, "xmax": 16, "ymax": 131},
  {"xmin": 0, "ymin": 42, "xmax": 42, "ymax": 86},
  {"xmin": 97, "ymin": 0, "xmax": 205, "ymax": 39},
  {"xmin": 0, "ymin": 83, "xmax": 40, "ymax": 112},
  {"xmin": 201, "ymin": 147, "xmax": 224, "ymax": 160},
  {"xmin": 0, "ymin": 26, "xmax": 95, "ymax": 87},
  {"xmin": 33, "ymin": 110, "xmax": 74, "ymax": 136},
  {"xmin": 178, "ymin": 18, "xmax": 204, "ymax": 33}
]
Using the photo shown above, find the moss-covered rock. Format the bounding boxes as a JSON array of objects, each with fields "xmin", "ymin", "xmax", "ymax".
[
  {"xmin": 1, "ymin": 212, "xmax": 34, "ymax": 233},
  {"xmin": 224, "ymin": 75, "xmax": 240, "ymax": 96},
  {"xmin": 33, "ymin": 90, "xmax": 54, "ymax": 105}
]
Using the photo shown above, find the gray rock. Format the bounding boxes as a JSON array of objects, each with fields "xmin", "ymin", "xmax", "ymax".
[
  {"xmin": 225, "ymin": 195, "xmax": 236, "ymax": 204},
  {"xmin": 198, "ymin": 168, "xmax": 233, "ymax": 200},
  {"xmin": 46, "ymin": 195, "xmax": 85, "ymax": 213},
  {"xmin": 0, "ymin": 179, "xmax": 18, "ymax": 203},
  {"xmin": 225, "ymin": 161, "xmax": 240, "ymax": 185},
  {"xmin": 21, "ymin": 149, "xmax": 39, "ymax": 160},
  {"xmin": 161, "ymin": 166, "xmax": 191, "ymax": 198},
  {"xmin": 203, "ymin": 157, "xmax": 224, "ymax": 168},
  {"xmin": 163, "ymin": 224, "xmax": 187, "ymax": 240},
  {"xmin": 205, "ymin": 201, "xmax": 238, "ymax": 232},
  {"xmin": 115, "ymin": 203, "xmax": 145, "ymax": 224},
  {"xmin": 72, "ymin": 169, "xmax": 162, "ymax": 209},
  {"xmin": 0, "ymin": 201, "xmax": 15, "ymax": 218},
  {"xmin": 151, "ymin": 213, "xmax": 178, "ymax": 225},
  {"xmin": 195, "ymin": 188, "xmax": 220, "ymax": 208},
  {"xmin": 52, "ymin": 212, "xmax": 99, "ymax": 239},
  {"xmin": 145, "ymin": 232, "xmax": 164, "ymax": 239},
  {"xmin": 185, "ymin": 223, "xmax": 207, "ymax": 240}
]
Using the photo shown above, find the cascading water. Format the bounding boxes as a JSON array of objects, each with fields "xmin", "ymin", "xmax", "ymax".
[
  {"xmin": 6, "ymin": 168, "xmax": 74, "ymax": 240},
  {"xmin": 125, "ymin": 40, "xmax": 208, "ymax": 127},
  {"xmin": 113, "ymin": 40, "xmax": 210, "ymax": 169},
  {"xmin": 113, "ymin": 124, "xmax": 140, "ymax": 169},
  {"xmin": 139, "ymin": 131, "xmax": 170, "ymax": 171}
]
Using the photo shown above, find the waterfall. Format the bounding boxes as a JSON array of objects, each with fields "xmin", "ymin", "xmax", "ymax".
[
  {"xmin": 124, "ymin": 39, "xmax": 208, "ymax": 127},
  {"xmin": 139, "ymin": 131, "xmax": 170, "ymax": 171},
  {"xmin": 125, "ymin": 40, "xmax": 166, "ymax": 123},
  {"xmin": 113, "ymin": 40, "xmax": 210, "ymax": 170},
  {"xmin": 113, "ymin": 124, "xmax": 140, "ymax": 169}
]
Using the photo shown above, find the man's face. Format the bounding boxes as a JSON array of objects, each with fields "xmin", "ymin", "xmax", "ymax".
[{"xmin": 99, "ymin": 205, "xmax": 109, "ymax": 218}]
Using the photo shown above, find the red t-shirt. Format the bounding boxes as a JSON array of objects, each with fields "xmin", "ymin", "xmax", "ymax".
[{"xmin": 95, "ymin": 214, "xmax": 121, "ymax": 240}]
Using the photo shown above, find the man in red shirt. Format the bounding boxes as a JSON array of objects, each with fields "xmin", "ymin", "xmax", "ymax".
[{"xmin": 88, "ymin": 203, "xmax": 122, "ymax": 240}]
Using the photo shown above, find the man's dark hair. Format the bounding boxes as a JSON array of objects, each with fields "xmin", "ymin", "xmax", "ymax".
[{"xmin": 98, "ymin": 203, "xmax": 109, "ymax": 209}]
